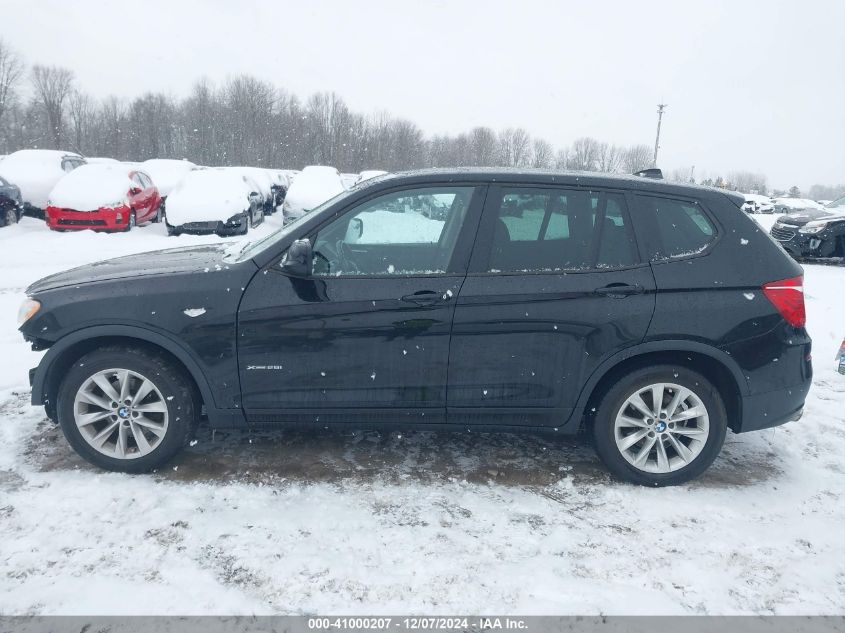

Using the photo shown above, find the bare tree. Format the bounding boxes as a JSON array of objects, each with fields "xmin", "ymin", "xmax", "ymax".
[
  {"xmin": 0, "ymin": 39, "xmax": 24, "ymax": 137},
  {"xmin": 620, "ymin": 144, "xmax": 653, "ymax": 173},
  {"xmin": 67, "ymin": 90, "xmax": 95, "ymax": 155},
  {"xmin": 30, "ymin": 65, "xmax": 74, "ymax": 148},
  {"xmin": 469, "ymin": 126, "xmax": 497, "ymax": 166},
  {"xmin": 569, "ymin": 137, "xmax": 601, "ymax": 171},
  {"xmin": 728, "ymin": 171, "xmax": 767, "ymax": 194},
  {"xmin": 531, "ymin": 138, "xmax": 554, "ymax": 168},
  {"xmin": 596, "ymin": 142, "xmax": 622, "ymax": 173},
  {"xmin": 497, "ymin": 127, "xmax": 531, "ymax": 167}
]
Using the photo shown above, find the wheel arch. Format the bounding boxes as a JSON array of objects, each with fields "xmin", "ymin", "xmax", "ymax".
[
  {"xmin": 573, "ymin": 341, "xmax": 746, "ymax": 433},
  {"xmin": 33, "ymin": 326, "xmax": 216, "ymax": 423}
]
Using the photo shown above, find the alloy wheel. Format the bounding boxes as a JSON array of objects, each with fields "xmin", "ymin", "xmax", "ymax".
[
  {"xmin": 613, "ymin": 382, "xmax": 710, "ymax": 474},
  {"xmin": 72, "ymin": 368, "xmax": 169, "ymax": 459}
]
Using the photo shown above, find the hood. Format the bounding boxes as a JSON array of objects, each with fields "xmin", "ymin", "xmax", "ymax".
[
  {"xmin": 27, "ymin": 243, "xmax": 231, "ymax": 294},
  {"xmin": 777, "ymin": 209, "xmax": 843, "ymax": 227}
]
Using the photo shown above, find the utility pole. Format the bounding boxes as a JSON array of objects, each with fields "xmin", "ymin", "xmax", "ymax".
[
  {"xmin": 690, "ymin": 165, "xmax": 695, "ymax": 183},
  {"xmin": 653, "ymin": 103, "xmax": 667, "ymax": 167}
]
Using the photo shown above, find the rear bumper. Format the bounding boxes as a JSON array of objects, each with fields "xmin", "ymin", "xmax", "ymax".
[
  {"xmin": 45, "ymin": 206, "xmax": 130, "ymax": 231},
  {"xmin": 737, "ymin": 378, "xmax": 812, "ymax": 432}
]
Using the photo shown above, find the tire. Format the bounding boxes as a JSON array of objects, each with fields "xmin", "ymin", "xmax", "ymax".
[
  {"xmin": 152, "ymin": 205, "xmax": 163, "ymax": 224},
  {"xmin": 592, "ymin": 365, "xmax": 727, "ymax": 487},
  {"xmin": 3, "ymin": 205, "xmax": 17, "ymax": 227},
  {"xmin": 56, "ymin": 346, "xmax": 198, "ymax": 473},
  {"xmin": 124, "ymin": 210, "xmax": 136, "ymax": 232}
]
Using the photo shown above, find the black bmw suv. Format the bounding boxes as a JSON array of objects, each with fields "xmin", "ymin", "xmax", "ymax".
[{"xmin": 18, "ymin": 169, "xmax": 812, "ymax": 486}]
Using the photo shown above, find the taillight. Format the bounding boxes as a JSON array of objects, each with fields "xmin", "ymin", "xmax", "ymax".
[{"xmin": 762, "ymin": 275, "xmax": 806, "ymax": 328}]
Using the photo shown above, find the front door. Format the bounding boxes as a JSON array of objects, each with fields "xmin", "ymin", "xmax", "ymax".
[
  {"xmin": 447, "ymin": 185, "xmax": 656, "ymax": 426},
  {"xmin": 238, "ymin": 184, "xmax": 484, "ymax": 424}
]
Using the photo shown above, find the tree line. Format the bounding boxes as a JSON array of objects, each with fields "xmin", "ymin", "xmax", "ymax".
[{"xmin": 0, "ymin": 39, "xmax": 842, "ymax": 200}]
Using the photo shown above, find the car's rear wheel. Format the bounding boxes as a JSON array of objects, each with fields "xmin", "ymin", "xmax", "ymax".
[
  {"xmin": 124, "ymin": 210, "xmax": 136, "ymax": 232},
  {"xmin": 153, "ymin": 205, "xmax": 163, "ymax": 224},
  {"xmin": 56, "ymin": 346, "xmax": 198, "ymax": 473},
  {"xmin": 592, "ymin": 365, "xmax": 727, "ymax": 486}
]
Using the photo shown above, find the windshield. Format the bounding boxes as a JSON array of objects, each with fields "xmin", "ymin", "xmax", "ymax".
[{"xmin": 223, "ymin": 188, "xmax": 356, "ymax": 263}]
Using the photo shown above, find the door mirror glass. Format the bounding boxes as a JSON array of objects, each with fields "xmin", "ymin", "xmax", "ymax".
[
  {"xmin": 280, "ymin": 239, "xmax": 312, "ymax": 277},
  {"xmin": 345, "ymin": 217, "xmax": 364, "ymax": 243}
]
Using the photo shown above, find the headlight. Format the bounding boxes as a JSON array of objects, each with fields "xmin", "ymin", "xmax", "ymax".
[
  {"xmin": 17, "ymin": 298, "xmax": 41, "ymax": 328},
  {"xmin": 799, "ymin": 222, "xmax": 828, "ymax": 234}
]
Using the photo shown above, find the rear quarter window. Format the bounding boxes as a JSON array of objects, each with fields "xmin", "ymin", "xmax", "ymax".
[{"xmin": 636, "ymin": 195, "xmax": 716, "ymax": 261}]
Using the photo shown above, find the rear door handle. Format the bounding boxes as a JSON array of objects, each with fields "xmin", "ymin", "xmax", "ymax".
[
  {"xmin": 401, "ymin": 290, "xmax": 448, "ymax": 306},
  {"xmin": 594, "ymin": 284, "xmax": 644, "ymax": 298}
]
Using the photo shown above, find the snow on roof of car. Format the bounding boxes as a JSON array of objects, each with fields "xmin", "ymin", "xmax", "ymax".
[
  {"xmin": 225, "ymin": 167, "xmax": 275, "ymax": 197},
  {"xmin": 773, "ymin": 197, "xmax": 824, "ymax": 209},
  {"xmin": 47, "ymin": 164, "xmax": 137, "ymax": 211},
  {"xmin": 165, "ymin": 168, "xmax": 253, "ymax": 225},
  {"xmin": 140, "ymin": 159, "xmax": 197, "ymax": 196},
  {"xmin": 742, "ymin": 193, "xmax": 772, "ymax": 203},
  {"xmin": 282, "ymin": 165, "xmax": 345, "ymax": 213},
  {"xmin": 0, "ymin": 149, "xmax": 86, "ymax": 208}
]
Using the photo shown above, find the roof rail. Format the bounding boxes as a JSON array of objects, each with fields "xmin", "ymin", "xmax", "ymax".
[{"xmin": 633, "ymin": 168, "xmax": 663, "ymax": 179}]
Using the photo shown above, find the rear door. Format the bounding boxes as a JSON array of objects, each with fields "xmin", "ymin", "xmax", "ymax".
[{"xmin": 447, "ymin": 185, "xmax": 656, "ymax": 426}]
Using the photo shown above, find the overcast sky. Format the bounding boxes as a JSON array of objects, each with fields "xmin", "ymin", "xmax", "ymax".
[{"xmin": 4, "ymin": 0, "xmax": 844, "ymax": 190}]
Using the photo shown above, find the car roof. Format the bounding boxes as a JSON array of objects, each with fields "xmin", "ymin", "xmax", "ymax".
[{"xmin": 368, "ymin": 167, "xmax": 743, "ymax": 203}]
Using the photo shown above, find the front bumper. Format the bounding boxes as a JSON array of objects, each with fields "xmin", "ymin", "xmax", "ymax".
[
  {"xmin": 46, "ymin": 206, "xmax": 130, "ymax": 231},
  {"xmin": 771, "ymin": 224, "xmax": 836, "ymax": 257},
  {"xmin": 168, "ymin": 212, "xmax": 248, "ymax": 236}
]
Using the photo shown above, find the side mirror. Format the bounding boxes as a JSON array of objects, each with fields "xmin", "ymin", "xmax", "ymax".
[
  {"xmin": 345, "ymin": 217, "xmax": 364, "ymax": 243},
  {"xmin": 280, "ymin": 239, "xmax": 312, "ymax": 278},
  {"xmin": 129, "ymin": 187, "xmax": 142, "ymax": 195}
]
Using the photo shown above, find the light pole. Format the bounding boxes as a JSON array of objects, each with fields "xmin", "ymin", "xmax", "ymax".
[{"xmin": 653, "ymin": 103, "xmax": 667, "ymax": 167}]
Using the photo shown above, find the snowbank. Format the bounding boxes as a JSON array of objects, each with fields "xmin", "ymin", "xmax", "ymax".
[
  {"xmin": 282, "ymin": 165, "xmax": 345, "ymax": 218},
  {"xmin": 0, "ymin": 149, "xmax": 84, "ymax": 209},
  {"xmin": 166, "ymin": 169, "xmax": 253, "ymax": 225},
  {"xmin": 47, "ymin": 164, "xmax": 135, "ymax": 210},
  {"xmin": 141, "ymin": 159, "xmax": 197, "ymax": 197}
]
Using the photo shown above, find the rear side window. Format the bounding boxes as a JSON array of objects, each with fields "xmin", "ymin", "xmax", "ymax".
[
  {"xmin": 638, "ymin": 195, "xmax": 716, "ymax": 260},
  {"xmin": 486, "ymin": 188, "xmax": 638, "ymax": 272}
]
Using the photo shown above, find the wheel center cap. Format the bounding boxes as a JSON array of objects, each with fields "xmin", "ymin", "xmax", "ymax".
[
  {"xmin": 655, "ymin": 420, "xmax": 667, "ymax": 433},
  {"xmin": 117, "ymin": 407, "xmax": 130, "ymax": 419}
]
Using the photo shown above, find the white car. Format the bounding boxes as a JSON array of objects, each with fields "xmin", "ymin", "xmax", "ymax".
[
  {"xmin": 0, "ymin": 149, "xmax": 86, "ymax": 214},
  {"xmin": 84, "ymin": 157, "xmax": 120, "ymax": 165},
  {"xmin": 165, "ymin": 169, "xmax": 264, "ymax": 237},
  {"xmin": 281, "ymin": 165, "xmax": 345, "ymax": 224},
  {"xmin": 740, "ymin": 193, "xmax": 774, "ymax": 214},
  {"xmin": 140, "ymin": 159, "xmax": 197, "ymax": 198},
  {"xmin": 355, "ymin": 170, "xmax": 389, "ymax": 186},
  {"xmin": 226, "ymin": 167, "xmax": 278, "ymax": 214},
  {"xmin": 772, "ymin": 197, "xmax": 825, "ymax": 214}
]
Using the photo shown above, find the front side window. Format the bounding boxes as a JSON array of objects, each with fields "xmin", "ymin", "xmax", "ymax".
[
  {"xmin": 311, "ymin": 186, "xmax": 474, "ymax": 276},
  {"xmin": 487, "ymin": 188, "xmax": 637, "ymax": 272},
  {"xmin": 638, "ymin": 195, "xmax": 716, "ymax": 260}
]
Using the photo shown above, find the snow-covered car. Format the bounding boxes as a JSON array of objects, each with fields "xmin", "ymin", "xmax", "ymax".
[
  {"xmin": 84, "ymin": 157, "xmax": 119, "ymax": 165},
  {"xmin": 227, "ymin": 167, "xmax": 279, "ymax": 215},
  {"xmin": 772, "ymin": 197, "xmax": 825, "ymax": 214},
  {"xmin": 0, "ymin": 173, "xmax": 23, "ymax": 227},
  {"xmin": 281, "ymin": 165, "xmax": 345, "ymax": 224},
  {"xmin": 45, "ymin": 164, "xmax": 162, "ymax": 232},
  {"xmin": 0, "ymin": 149, "xmax": 86, "ymax": 216},
  {"xmin": 355, "ymin": 170, "xmax": 388, "ymax": 186},
  {"xmin": 165, "ymin": 169, "xmax": 264, "ymax": 237},
  {"xmin": 140, "ymin": 159, "xmax": 197, "ymax": 201},
  {"xmin": 740, "ymin": 193, "xmax": 774, "ymax": 214}
]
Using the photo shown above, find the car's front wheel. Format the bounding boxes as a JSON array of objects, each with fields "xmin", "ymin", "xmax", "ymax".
[
  {"xmin": 2, "ymin": 205, "xmax": 18, "ymax": 227},
  {"xmin": 56, "ymin": 346, "xmax": 198, "ymax": 472},
  {"xmin": 592, "ymin": 365, "xmax": 727, "ymax": 486}
]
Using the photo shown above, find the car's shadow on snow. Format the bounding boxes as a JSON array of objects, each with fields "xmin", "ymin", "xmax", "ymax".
[{"xmin": 24, "ymin": 412, "xmax": 784, "ymax": 489}]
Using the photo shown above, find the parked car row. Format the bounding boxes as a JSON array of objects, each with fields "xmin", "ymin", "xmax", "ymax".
[{"xmin": 0, "ymin": 149, "xmax": 388, "ymax": 235}]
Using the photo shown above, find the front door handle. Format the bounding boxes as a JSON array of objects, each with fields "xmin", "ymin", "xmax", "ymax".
[
  {"xmin": 401, "ymin": 290, "xmax": 446, "ymax": 306},
  {"xmin": 594, "ymin": 284, "xmax": 644, "ymax": 298}
]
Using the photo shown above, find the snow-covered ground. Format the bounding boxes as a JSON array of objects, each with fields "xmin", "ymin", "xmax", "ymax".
[{"xmin": 0, "ymin": 214, "xmax": 844, "ymax": 615}]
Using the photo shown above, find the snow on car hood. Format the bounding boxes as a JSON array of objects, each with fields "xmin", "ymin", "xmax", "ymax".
[
  {"xmin": 777, "ymin": 209, "xmax": 845, "ymax": 226},
  {"xmin": 0, "ymin": 150, "xmax": 82, "ymax": 209},
  {"xmin": 26, "ymin": 243, "xmax": 230, "ymax": 293},
  {"xmin": 165, "ymin": 170, "xmax": 252, "ymax": 225},
  {"xmin": 48, "ymin": 164, "xmax": 134, "ymax": 210},
  {"xmin": 140, "ymin": 159, "xmax": 196, "ymax": 197},
  {"xmin": 282, "ymin": 166, "xmax": 345, "ymax": 214}
]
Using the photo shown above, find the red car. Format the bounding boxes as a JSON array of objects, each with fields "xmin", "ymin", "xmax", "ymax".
[{"xmin": 45, "ymin": 164, "xmax": 161, "ymax": 231}]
